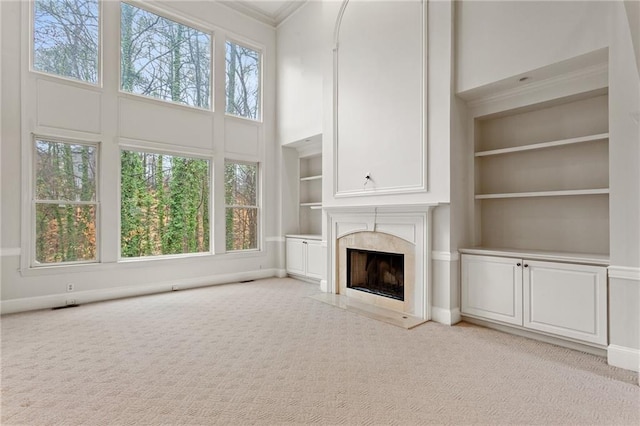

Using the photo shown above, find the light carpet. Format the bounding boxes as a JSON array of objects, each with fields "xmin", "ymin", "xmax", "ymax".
[{"xmin": 1, "ymin": 277, "xmax": 638, "ymax": 425}]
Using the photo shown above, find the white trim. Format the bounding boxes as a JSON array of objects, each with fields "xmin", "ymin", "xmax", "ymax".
[
  {"xmin": 431, "ymin": 251, "xmax": 460, "ymax": 262},
  {"xmin": 431, "ymin": 307, "xmax": 462, "ymax": 325},
  {"xmin": 466, "ymin": 62, "xmax": 608, "ymax": 111},
  {"xmin": 0, "ymin": 268, "xmax": 280, "ymax": 315},
  {"xmin": 320, "ymin": 279, "xmax": 328, "ymax": 292},
  {"xmin": 607, "ymin": 344, "xmax": 640, "ymax": 372},
  {"xmin": 1, "ymin": 248, "xmax": 21, "ymax": 257},
  {"xmin": 265, "ymin": 236, "xmax": 285, "ymax": 243},
  {"xmin": 608, "ymin": 265, "xmax": 640, "ymax": 281},
  {"xmin": 333, "ymin": 0, "xmax": 428, "ymax": 197}
]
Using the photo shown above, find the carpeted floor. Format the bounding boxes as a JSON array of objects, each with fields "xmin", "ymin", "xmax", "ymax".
[{"xmin": 1, "ymin": 277, "xmax": 638, "ymax": 425}]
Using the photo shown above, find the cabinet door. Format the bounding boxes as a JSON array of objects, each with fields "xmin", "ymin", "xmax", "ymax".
[
  {"xmin": 305, "ymin": 240, "xmax": 324, "ymax": 280},
  {"xmin": 285, "ymin": 238, "xmax": 306, "ymax": 276},
  {"xmin": 461, "ymin": 255, "xmax": 523, "ymax": 325},
  {"xmin": 523, "ymin": 260, "xmax": 607, "ymax": 345}
]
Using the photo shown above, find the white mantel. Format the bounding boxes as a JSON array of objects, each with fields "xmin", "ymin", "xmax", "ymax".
[{"xmin": 324, "ymin": 204, "xmax": 438, "ymax": 320}]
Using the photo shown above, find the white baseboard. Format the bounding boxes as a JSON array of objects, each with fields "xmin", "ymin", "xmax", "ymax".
[
  {"xmin": 431, "ymin": 307, "xmax": 461, "ymax": 325},
  {"xmin": 275, "ymin": 268, "xmax": 287, "ymax": 278},
  {"xmin": 608, "ymin": 344, "xmax": 640, "ymax": 372},
  {"xmin": 320, "ymin": 280, "xmax": 328, "ymax": 292},
  {"xmin": 0, "ymin": 269, "xmax": 281, "ymax": 315}
]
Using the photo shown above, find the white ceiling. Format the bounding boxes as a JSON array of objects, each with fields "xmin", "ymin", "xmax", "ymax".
[{"xmin": 220, "ymin": 0, "xmax": 308, "ymax": 27}]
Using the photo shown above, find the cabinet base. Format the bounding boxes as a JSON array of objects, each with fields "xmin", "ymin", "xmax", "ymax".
[{"xmin": 462, "ymin": 315, "xmax": 607, "ymax": 357}]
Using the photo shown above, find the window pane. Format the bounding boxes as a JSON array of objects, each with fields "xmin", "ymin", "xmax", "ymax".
[
  {"xmin": 225, "ymin": 207, "xmax": 258, "ymax": 251},
  {"xmin": 35, "ymin": 140, "xmax": 97, "ymax": 202},
  {"xmin": 33, "ymin": 0, "xmax": 99, "ymax": 83},
  {"xmin": 224, "ymin": 162, "xmax": 257, "ymax": 206},
  {"xmin": 120, "ymin": 150, "xmax": 210, "ymax": 258},
  {"xmin": 120, "ymin": 3, "xmax": 211, "ymax": 109},
  {"xmin": 35, "ymin": 204, "xmax": 96, "ymax": 263},
  {"xmin": 225, "ymin": 41, "xmax": 260, "ymax": 119}
]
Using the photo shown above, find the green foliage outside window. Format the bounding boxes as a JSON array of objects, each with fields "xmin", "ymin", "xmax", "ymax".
[
  {"xmin": 120, "ymin": 150, "xmax": 210, "ymax": 258},
  {"xmin": 35, "ymin": 139, "xmax": 97, "ymax": 264},
  {"xmin": 225, "ymin": 162, "xmax": 258, "ymax": 251}
]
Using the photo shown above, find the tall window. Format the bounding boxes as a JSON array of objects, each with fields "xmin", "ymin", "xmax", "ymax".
[
  {"xmin": 33, "ymin": 0, "xmax": 100, "ymax": 84},
  {"xmin": 120, "ymin": 149, "xmax": 210, "ymax": 258},
  {"xmin": 120, "ymin": 2, "xmax": 211, "ymax": 108},
  {"xmin": 225, "ymin": 161, "xmax": 258, "ymax": 251},
  {"xmin": 225, "ymin": 41, "xmax": 261, "ymax": 120},
  {"xmin": 34, "ymin": 138, "xmax": 98, "ymax": 264}
]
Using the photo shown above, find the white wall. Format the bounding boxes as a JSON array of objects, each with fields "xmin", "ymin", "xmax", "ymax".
[
  {"xmin": 276, "ymin": 0, "xmax": 324, "ymax": 146},
  {"xmin": 456, "ymin": 1, "xmax": 611, "ymax": 94},
  {"xmin": 0, "ymin": 0, "xmax": 280, "ymax": 312}
]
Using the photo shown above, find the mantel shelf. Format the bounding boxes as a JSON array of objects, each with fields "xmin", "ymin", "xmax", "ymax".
[
  {"xmin": 475, "ymin": 188, "xmax": 609, "ymax": 199},
  {"xmin": 475, "ymin": 133, "xmax": 609, "ymax": 157},
  {"xmin": 300, "ymin": 175, "xmax": 322, "ymax": 182}
]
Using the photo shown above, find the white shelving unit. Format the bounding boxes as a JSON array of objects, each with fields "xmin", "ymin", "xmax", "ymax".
[
  {"xmin": 299, "ymin": 154, "xmax": 322, "ymax": 236},
  {"xmin": 461, "ymin": 89, "xmax": 610, "ymax": 348},
  {"xmin": 472, "ymin": 91, "xmax": 609, "ymax": 254}
]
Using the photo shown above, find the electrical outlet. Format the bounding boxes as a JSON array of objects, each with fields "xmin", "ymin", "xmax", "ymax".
[
  {"xmin": 66, "ymin": 299, "xmax": 77, "ymax": 306},
  {"xmin": 67, "ymin": 283, "xmax": 74, "ymax": 292},
  {"xmin": 172, "ymin": 285, "xmax": 179, "ymax": 291}
]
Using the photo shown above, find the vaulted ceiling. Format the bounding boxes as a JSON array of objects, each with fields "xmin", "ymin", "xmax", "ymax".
[{"xmin": 219, "ymin": 0, "xmax": 307, "ymax": 26}]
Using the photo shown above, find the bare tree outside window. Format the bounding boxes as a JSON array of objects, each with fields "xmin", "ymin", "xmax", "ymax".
[
  {"xmin": 225, "ymin": 41, "xmax": 261, "ymax": 120},
  {"xmin": 225, "ymin": 162, "xmax": 258, "ymax": 251},
  {"xmin": 120, "ymin": 3, "xmax": 211, "ymax": 109},
  {"xmin": 33, "ymin": 0, "xmax": 99, "ymax": 83},
  {"xmin": 34, "ymin": 139, "xmax": 98, "ymax": 264},
  {"xmin": 120, "ymin": 150, "xmax": 210, "ymax": 258}
]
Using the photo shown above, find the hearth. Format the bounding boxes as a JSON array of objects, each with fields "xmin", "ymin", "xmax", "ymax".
[{"xmin": 347, "ymin": 248, "xmax": 404, "ymax": 301}]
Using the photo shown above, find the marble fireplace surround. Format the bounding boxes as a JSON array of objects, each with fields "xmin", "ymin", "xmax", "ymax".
[{"xmin": 325, "ymin": 205, "xmax": 437, "ymax": 320}]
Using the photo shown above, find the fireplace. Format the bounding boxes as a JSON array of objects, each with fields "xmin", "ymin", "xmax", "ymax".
[
  {"xmin": 347, "ymin": 248, "xmax": 404, "ymax": 301},
  {"xmin": 326, "ymin": 205, "xmax": 435, "ymax": 319}
]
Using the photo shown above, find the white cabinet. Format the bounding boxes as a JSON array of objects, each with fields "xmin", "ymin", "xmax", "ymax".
[
  {"xmin": 461, "ymin": 252, "xmax": 608, "ymax": 346},
  {"xmin": 461, "ymin": 255, "xmax": 523, "ymax": 325},
  {"xmin": 524, "ymin": 260, "xmax": 607, "ymax": 345},
  {"xmin": 286, "ymin": 236, "xmax": 323, "ymax": 281}
]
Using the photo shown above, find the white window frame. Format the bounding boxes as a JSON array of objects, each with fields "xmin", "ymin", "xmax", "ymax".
[
  {"xmin": 30, "ymin": 0, "xmax": 103, "ymax": 87},
  {"xmin": 118, "ymin": 0, "xmax": 214, "ymax": 111},
  {"xmin": 224, "ymin": 38, "xmax": 263, "ymax": 122},
  {"xmin": 118, "ymin": 142, "xmax": 214, "ymax": 261},
  {"xmin": 31, "ymin": 135, "xmax": 101, "ymax": 267},
  {"xmin": 224, "ymin": 160, "xmax": 260, "ymax": 252}
]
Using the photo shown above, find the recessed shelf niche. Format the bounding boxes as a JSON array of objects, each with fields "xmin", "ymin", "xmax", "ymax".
[{"xmin": 473, "ymin": 90, "xmax": 609, "ymax": 256}]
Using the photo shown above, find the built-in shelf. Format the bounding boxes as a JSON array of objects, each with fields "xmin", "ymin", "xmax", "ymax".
[
  {"xmin": 475, "ymin": 133, "xmax": 609, "ymax": 157},
  {"xmin": 475, "ymin": 188, "xmax": 609, "ymax": 200},
  {"xmin": 300, "ymin": 175, "xmax": 322, "ymax": 181}
]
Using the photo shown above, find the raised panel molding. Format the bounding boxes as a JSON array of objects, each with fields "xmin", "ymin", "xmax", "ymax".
[
  {"xmin": 225, "ymin": 118, "xmax": 260, "ymax": 157},
  {"xmin": 333, "ymin": 0, "xmax": 427, "ymax": 197},
  {"xmin": 119, "ymin": 97, "xmax": 213, "ymax": 149},
  {"xmin": 37, "ymin": 79, "xmax": 101, "ymax": 134}
]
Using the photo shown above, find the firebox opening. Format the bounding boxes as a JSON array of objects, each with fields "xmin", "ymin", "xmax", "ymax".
[{"xmin": 347, "ymin": 248, "xmax": 404, "ymax": 301}]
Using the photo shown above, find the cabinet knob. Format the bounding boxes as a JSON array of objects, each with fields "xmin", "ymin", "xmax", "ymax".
[
  {"xmin": 303, "ymin": 241, "xmax": 308, "ymax": 244},
  {"xmin": 524, "ymin": 264, "xmax": 529, "ymax": 268},
  {"xmin": 516, "ymin": 263, "xmax": 521, "ymax": 267}
]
